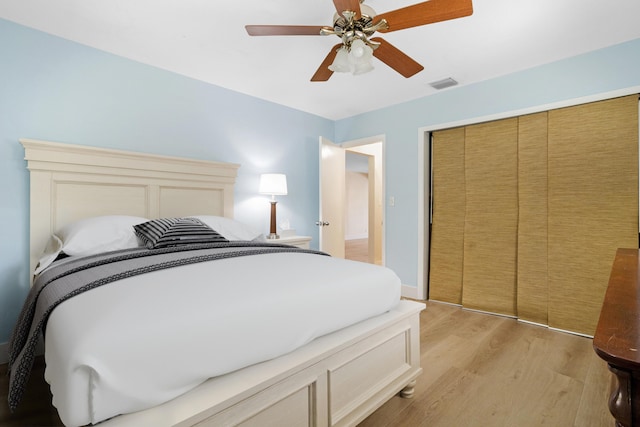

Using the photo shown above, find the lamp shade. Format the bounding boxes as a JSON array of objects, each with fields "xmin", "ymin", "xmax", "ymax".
[
  {"xmin": 259, "ymin": 173, "xmax": 288, "ymax": 196},
  {"xmin": 329, "ymin": 47, "xmax": 350, "ymax": 73},
  {"xmin": 328, "ymin": 39, "xmax": 374, "ymax": 76}
]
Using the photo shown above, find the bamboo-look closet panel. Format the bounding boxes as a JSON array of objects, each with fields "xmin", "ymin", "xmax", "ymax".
[
  {"xmin": 517, "ymin": 112, "xmax": 549, "ymax": 326},
  {"xmin": 430, "ymin": 127, "xmax": 466, "ymax": 304},
  {"xmin": 429, "ymin": 95, "xmax": 639, "ymax": 335},
  {"xmin": 547, "ymin": 96, "xmax": 638, "ymax": 335},
  {"xmin": 462, "ymin": 118, "xmax": 518, "ymax": 316}
]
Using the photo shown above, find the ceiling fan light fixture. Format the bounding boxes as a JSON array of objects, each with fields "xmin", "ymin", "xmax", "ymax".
[
  {"xmin": 351, "ymin": 59, "xmax": 374, "ymax": 75},
  {"xmin": 329, "ymin": 38, "xmax": 375, "ymax": 76},
  {"xmin": 349, "ymin": 38, "xmax": 367, "ymax": 58},
  {"xmin": 348, "ymin": 39, "xmax": 374, "ymax": 75},
  {"xmin": 328, "ymin": 47, "xmax": 351, "ymax": 72}
]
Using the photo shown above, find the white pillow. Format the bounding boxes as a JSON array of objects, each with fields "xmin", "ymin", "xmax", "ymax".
[
  {"xmin": 34, "ymin": 235, "xmax": 64, "ymax": 276},
  {"xmin": 34, "ymin": 215, "xmax": 149, "ymax": 275},
  {"xmin": 189, "ymin": 215, "xmax": 264, "ymax": 241}
]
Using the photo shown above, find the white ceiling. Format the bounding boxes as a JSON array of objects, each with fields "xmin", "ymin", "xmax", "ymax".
[{"xmin": 2, "ymin": 0, "xmax": 640, "ymax": 120}]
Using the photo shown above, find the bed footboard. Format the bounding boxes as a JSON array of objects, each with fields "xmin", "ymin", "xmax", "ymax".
[{"xmin": 104, "ymin": 300, "xmax": 425, "ymax": 427}]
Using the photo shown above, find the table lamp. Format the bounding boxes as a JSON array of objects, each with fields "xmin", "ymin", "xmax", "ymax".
[{"xmin": 259, "ymin": 173, "xmax": 287, "ymax": 239}]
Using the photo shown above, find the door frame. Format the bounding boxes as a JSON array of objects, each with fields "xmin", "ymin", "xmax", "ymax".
[{"xmin": 416, "ymin": 131, "xmax": 430, "ymax": 301}]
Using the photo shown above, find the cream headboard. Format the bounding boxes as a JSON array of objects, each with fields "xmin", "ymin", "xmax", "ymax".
[{"xmin": 21, "ymin": 138, "xmax": 240, "ymax": 277}]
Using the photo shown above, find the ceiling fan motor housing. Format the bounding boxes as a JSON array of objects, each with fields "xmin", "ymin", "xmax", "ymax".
[{"xmin": 333, "ymin": 4, "xmax": 383, "ymax": 49}]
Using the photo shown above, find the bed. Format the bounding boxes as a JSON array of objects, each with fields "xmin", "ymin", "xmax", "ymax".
[{"xmin": 10, "ymin": 138, "xmax": 425, "ymax": 427}]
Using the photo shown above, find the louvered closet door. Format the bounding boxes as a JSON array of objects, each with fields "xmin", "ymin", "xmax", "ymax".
[
  {"xmin": 548, "ymin": 95, "xmax": 639, "ymax": 335},
  {"xmin": 429, "ymin": 127, "xmax": 466, "ymax": 304},
  {"xmin": 517, "ymin": 112, "xmax": 549, "ymax": 325},
  {"xmin": 462, "ymin": 118, "xmax": 519, "ymax": 316}
]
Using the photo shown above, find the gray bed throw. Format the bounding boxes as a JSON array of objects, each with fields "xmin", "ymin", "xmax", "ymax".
[{"xmin": 7, "ymin": 242, "xmax": 327, "ymax": 412}]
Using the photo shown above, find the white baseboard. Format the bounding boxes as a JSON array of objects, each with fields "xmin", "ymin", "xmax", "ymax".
[{"xmin": 401, "ymin": 284, "xmax": 421, "ymax": 300}]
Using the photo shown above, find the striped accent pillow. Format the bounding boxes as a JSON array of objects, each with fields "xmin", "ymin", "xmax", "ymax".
[{"xmin": 134, "ymin": 217, "xmax": 228, "ymax": 249}]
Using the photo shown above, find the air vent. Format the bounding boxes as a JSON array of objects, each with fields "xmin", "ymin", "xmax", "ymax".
[{"xmin": 429, "ymin": 77, "xmax": 458, "ymax": 90}]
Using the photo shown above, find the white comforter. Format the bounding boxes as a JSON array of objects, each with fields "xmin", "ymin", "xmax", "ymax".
[{"xmin": 43, "ymin": 251, "xmax": 401, "ymax": 426}]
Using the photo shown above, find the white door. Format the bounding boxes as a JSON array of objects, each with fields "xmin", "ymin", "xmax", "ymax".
[{"xmin": 319, "ymin": 137, "xmax": 345, "ymax": 257}]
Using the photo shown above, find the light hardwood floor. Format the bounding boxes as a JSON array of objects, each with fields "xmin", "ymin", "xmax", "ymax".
[
  {"xmin": 359, "ymin": 301, "xmax": 613, "ymax": 427},
  {"xmin": 346, "ymin": 238, "xmax": 370, "ymax": 263},
  {"xmin": 1, "ymin": 301, "xmax": 614, "ymax": 426}
]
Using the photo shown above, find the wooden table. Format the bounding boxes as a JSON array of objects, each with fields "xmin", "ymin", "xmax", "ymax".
[{"xmin": 594, "ymin": 248, "xmax": 640, "ymax": 427}]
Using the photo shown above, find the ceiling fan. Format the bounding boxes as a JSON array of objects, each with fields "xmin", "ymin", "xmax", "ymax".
[{"xmin": 245, "ymin": 0, "xmax": 473, "ymax": 81}]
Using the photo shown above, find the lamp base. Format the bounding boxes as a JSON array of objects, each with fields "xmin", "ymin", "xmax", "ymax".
[{"xmin": 267, "ymin": 200, "xmax": 279, "ymax": 240}]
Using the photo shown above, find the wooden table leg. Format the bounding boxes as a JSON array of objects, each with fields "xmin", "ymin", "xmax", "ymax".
[{"xmin": 608, "ymin": 365, "xmax": 632, "ymax": 427}]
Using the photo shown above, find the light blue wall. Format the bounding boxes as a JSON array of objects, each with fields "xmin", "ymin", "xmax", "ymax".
[
  {"xmin": 0, "ymin": 18, "xmax": 333, "ymax": 344},
  {"xmin": 335, "ymin": 37, "xmax": 640, "ymax": 294}
]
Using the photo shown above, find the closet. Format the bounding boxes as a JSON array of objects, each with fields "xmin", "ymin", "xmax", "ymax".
[{"xmin": 429, "ymin": 95, "xmax": 639, "ymax": 336}]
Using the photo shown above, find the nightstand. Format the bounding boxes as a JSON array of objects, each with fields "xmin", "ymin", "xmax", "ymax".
[{"xmin": 268, "ymin": 235, "xmax": 311, "ymax": 249}]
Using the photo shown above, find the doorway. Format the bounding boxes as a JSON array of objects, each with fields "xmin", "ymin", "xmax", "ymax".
[
  {"xmin": 319, "ymin": 136, "xmax": 384, "ymax": 264},
  {"xmin": 344, "ymin": 143, "xmax": 383, "ymax": 265},
  {"xmin": 345, "ymin": 151, "xmax": 373, "ymax": 263}
]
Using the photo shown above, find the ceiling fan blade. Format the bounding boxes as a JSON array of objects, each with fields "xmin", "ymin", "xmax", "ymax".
[
  {"xmin": 333, "ymin": 0, "xmax": 362, "ymax": 20},
  {"xmin": 370, "ymin": 37, "xmax": 424, "ymax": 78},
  {"xmin": 245, "ymin": 25, "xmax": 328, "ymax": 36},
  {"xmin": 375, "ymin": 0, "xmax": 473, "ymax": 33},
  {"xmin": 311, "ymin": 44, "xmax": 342, "ymax": 82}
]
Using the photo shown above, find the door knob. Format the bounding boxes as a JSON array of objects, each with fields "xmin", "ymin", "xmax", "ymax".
[{"xmin": 315, "ymin": 221, "xmax": 330, "ymax": 227}]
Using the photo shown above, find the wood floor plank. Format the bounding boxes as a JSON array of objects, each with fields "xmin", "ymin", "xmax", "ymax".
[
  {"xmin": 574, "ymin": 351, "xmax": 615, "ymax": 426},
  {"xmin": 345, "ymin": 238, "xmax": 370, "ymax": 263},
  {"xmin": 359, "ymin": 301, "xmax": 614, "ymax": 427}
]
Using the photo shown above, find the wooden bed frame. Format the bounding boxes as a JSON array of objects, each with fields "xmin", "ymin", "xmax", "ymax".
[{"xmin": 22, "ymin": 138, "xmax": 425, "ymax": 427}]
